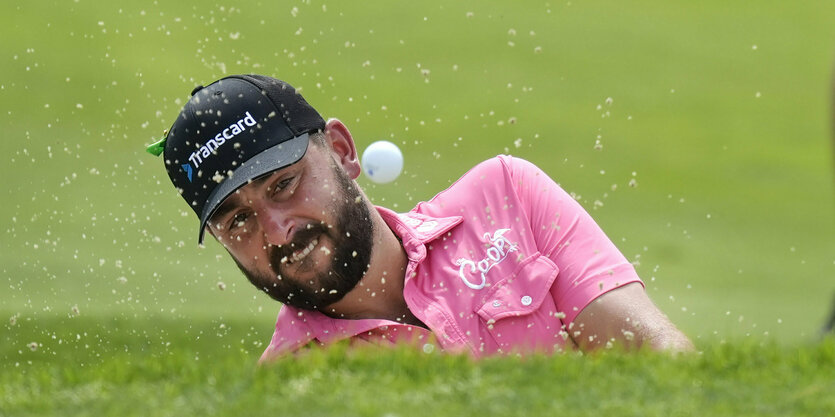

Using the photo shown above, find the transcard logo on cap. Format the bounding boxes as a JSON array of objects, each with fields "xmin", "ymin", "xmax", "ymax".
[{"xmin": 187, "ymin": 111, "xmax": 257, "ymax": 173}]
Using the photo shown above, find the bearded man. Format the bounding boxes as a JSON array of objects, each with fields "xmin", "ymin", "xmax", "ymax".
[{"xmin": 147, "ymin": 74, "xmax": 693, "ymax": 362}]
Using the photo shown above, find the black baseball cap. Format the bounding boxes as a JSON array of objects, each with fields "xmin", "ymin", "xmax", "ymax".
[{"xmin": 147, "ymin": 74, "xmax": 325, "ymax": 243}]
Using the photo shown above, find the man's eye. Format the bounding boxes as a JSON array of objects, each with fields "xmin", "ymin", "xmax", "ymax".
[
  {"xmin": 275, "ymin": 177, "xmax": 294, "ymax": 192},
  {"xmin": 229, "ymin": 212, "xmax": 248, "ymax": 230}
]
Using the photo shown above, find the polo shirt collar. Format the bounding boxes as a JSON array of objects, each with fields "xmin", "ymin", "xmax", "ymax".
[{"xmin": 376, "ymin": 206, "xmax": 462, "ymax": 260}]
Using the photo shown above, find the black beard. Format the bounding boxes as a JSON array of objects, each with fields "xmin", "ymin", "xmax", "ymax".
[{"xmin": 234, "ymin": 166, "xmax": 374, "ymax": 311}]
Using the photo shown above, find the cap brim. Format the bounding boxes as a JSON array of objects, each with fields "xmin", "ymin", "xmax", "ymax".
[{"xmin": 197, "ymin": 133, "xmax": 310, "ymax": 243}]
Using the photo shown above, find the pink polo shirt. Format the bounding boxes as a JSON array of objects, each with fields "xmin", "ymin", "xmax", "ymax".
[{"xmin": 259, "ymin": 156, "xmax": 642, "ymax": 362}]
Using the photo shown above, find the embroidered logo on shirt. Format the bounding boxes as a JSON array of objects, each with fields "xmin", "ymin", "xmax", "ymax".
[{"xmin": 455, "ymin": 228, "xmax": 518, "ymax": 290}]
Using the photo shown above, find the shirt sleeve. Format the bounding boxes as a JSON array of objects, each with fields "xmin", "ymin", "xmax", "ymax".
[{"xmin": 500, "ymin": 155, "xmax": 643, "ymax": 325}]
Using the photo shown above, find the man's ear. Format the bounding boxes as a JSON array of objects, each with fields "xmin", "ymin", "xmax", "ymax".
[{"xmin": 324, "ymin": 118, "xmax": 361, "ymax": 179}]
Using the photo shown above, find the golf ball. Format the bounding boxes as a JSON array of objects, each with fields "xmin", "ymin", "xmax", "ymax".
[{"xmin": 361, "ymin": 140, "xmax": 403, "ymax": 183}]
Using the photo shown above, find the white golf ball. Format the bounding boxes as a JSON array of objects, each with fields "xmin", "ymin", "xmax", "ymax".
[{"xmin": 361, "ymin": 140, "xmax": 403, "ymax": 184}]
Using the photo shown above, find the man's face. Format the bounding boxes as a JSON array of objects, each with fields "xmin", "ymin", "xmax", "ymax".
[{"xmin": 207, "ymin": 140, "xmax": 374, "ymax": 310}]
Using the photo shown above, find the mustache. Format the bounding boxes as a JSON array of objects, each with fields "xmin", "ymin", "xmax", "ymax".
[{"xmin": 268, "ymin": 222, "xmax": 330, "ymax": 264}]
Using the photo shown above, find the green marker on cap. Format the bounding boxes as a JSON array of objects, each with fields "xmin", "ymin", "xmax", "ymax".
[{"xmin": 146, "ymin": 131, "xmax": 167, "ymax": 156}]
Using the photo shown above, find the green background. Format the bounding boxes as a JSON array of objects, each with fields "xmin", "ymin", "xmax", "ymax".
[{"xmin": 2, "ymin": 0, "xmax": 834, "ymax": 383}]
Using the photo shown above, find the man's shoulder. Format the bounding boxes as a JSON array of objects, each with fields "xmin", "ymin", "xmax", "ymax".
[
  {"xmin": 460, "ymin": 155, "xmax": 514, "ymax": 178},
  {"xmin": 432, "ymin": 155, "xmax": 514, "ymax": 192},
  {"xmin": 446, "ymin": 155, "xmax": 543, "ymax": 184},
  {"xmin": 425, "ymin": 155, "xmax": 543, "ymax": 198},
  {"xmin": 411, "ymin": 155, "xmax": 529, "ymax": 217}
]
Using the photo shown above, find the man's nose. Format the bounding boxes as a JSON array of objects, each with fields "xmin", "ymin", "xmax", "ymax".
[{"xmin": 255, "ymin": 204, "xmax": 294, "ymax": 247}]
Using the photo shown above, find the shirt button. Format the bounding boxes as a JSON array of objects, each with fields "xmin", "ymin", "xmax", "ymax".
[
  {"xmin": 521, "ymin": 295, "xmax": 533, "ymax": 306},
  {"xmin": 422, "ymin": 343, "xmax": 435, "ymax": 354},
  {"xmin": 492, "ymin": 300, "xmax": 502, "ymax": 308}
]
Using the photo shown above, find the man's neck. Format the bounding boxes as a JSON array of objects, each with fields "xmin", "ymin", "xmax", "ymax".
[{"xmin": 321, "ymin": 206, "xmax": 415, "ymax": 324}]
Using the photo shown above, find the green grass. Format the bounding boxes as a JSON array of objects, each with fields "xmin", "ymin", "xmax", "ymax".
[
  {"xmin": 2, "ymin": 316, "xmax": 834, "ymax": 417},
  {"xmin": 2, "ymin": 0, "xmax": 835, "ymax": 414}
]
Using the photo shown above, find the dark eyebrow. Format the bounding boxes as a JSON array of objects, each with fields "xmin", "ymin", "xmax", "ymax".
[{"xmin": 208, "ymin": 170, "xmax": 285, "ymax": 225}]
